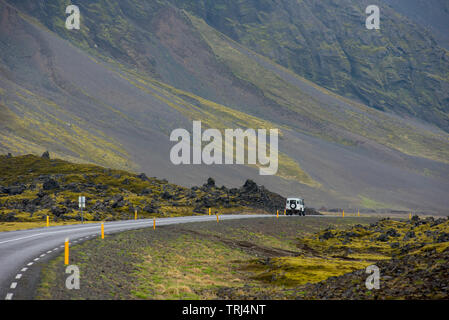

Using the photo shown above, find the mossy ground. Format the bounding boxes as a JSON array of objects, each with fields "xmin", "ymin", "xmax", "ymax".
[
  {"xmin": 0, "ymin": 221, "xmax": 97, "ymax": 232},
  {"xmin": 0, "ymin": 155, "xmax": 268, "ymax": 229},
  {"xmin": 36, "ymin": 216, "xmax": 396, "ymax": 300},
  {"xmin": 36, "ymin": 215, "xmax": 449, "ymax": 300}
]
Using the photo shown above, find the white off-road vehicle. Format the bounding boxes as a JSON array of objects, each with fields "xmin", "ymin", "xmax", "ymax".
[{"xmin": 286, "ymin": 198, "xmax": 305, "ymax": 216}]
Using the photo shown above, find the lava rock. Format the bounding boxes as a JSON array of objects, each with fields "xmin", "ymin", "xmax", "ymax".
[
  {"xmin": 136, "ymin": 173, "xmax": 149, "ymax": 181},
  {"xmin": 193, "ymin": 205, "xmax": 206, "ymax": 214},
  {"xmin": 319, "ymin": 231, "xmax": 335, "ymax": 240},
  {"xmin": 51, "ymin": 206, "xmax": 67, "ymax": 217},
  {"xmin": 143, "ymin": 204, "xmax": 158, "ymax": 213},
  {"xmin": 386, "ymin": 228, "xmax": 400, "ymax": 237},
  {"xmin": 436, "ymin": 232, "xmax": 449, "ymax": 243},
  {"xmin": 204, "ymin": 177, "xmax": 216, "ymax": 188},
  {"xmin": 390, "ymin": 242, "xmax": 400, "ymax": 249},
  {"xmin": 242, "ymin": 179, "xmax": 259, "ymax": 193},
  {"xmin": 0, "ymin": 212, "xmax": 17, "ymax": 222},
  {"xmin": 140, "ymin": 188, "xmax": 152, "ymax": 196},
  {"xmin": 377, "ymin": 234, "xmax": 389, "ymax": 242},
  {"xmin": 345, "ymin": 231, "xmax": 359, "ymax": 238},
  {"xmin": 43, "ymin": 179, "xmax": 60, "ymax": 191},
  {"xmin": 5, "ymin": 185, "xmax": 26, "ymax": 195},
  {"xmin": 403, "ymin": 231, "xmax": 416, "ymax": 241},
  {"xmin": 161, "ymin": 191, "xmax": 173, "ymax": 200}
]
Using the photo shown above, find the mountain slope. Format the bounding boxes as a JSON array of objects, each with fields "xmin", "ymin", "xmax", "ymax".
[
  {"xmin": 1, "ymin": 0, "xmax": 449, "ymax": 213},
  {"xmin": 170, "ymin": 0, "xmax": 449, "ymax": 131},
  {"xmin": 384, "ymin": 0, "xmax": 449, "ymax": 50}
]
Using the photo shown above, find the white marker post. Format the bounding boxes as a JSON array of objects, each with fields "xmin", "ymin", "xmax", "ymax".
[{"xmin": 78, "ymin": 196, "xmax": 86, "ymax": 224}]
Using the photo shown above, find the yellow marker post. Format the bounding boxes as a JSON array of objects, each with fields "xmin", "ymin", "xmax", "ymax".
[
  {"xmin": 276, "ymin": 210, "xmax": 279, "ymax": 218},
  {"xmin": 409, "ymin": 212, "xmax": 412, "ymax": 220},
  {"xmin": 101, "ymin": 222, "xmax": 104, "ymax": 239},
  {"xmin": 46, "ymin": 215, "xmax": 49, "ymax": 227},
  {"xmin": 342, "ymin": 210, "xmax": 345, "ymax": 218},
  {"xmin": 153, "ymin": 218, "xmax": 156, "ymax": 230},
  {"xmin": 284, "ymin": 209, "xmax": 286, "ymax": 216},
  {"xmin": 135, "ymin": 209, "xmax": 137, "ymax": 220},
  {"xmin": 216, "ymin": 214, "xmax": 219, "ymax": 223},
  {"xmin": 209, "ymin": 208, "xmax": 211, "ymax": 216},
  {"xmin": 357, "ymin": 210, "xmax": 360, "ymax": 217},
  {"xmin": 64, "ymin": 238, "xmax": 69, "ymax": 265}
]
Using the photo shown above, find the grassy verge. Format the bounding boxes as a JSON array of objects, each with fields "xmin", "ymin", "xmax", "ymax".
[
  {"xmin": 35, "ymin": 215, "xmax": 449, "ymax": 299},
  {"xmin": 0, "ymin": 221, "xmax": 100, "ymax": 232},
  {"xmin": 36, "ymin": 216, "xmax": 384, "ymax": 300}
]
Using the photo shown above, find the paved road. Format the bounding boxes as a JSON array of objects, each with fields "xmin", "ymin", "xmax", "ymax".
[{"xmin": 1, "ymin": 214, "xmax": 308, "ymax": 300}]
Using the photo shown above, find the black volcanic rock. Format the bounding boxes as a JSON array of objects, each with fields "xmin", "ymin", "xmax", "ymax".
[
  {"xmin": 161, "ymin": 191, "xmax": 173, "ymax": 200},
  {"xmin": 43, "ymin": 179, "xmax": 59, "ymax": 190},
  {"xmin": 111, "ymin": 195, "xmax": 125, "ymax": 208},
  {"xmin": 0, "ymin": 212, "xmax": 17, "ymax": 222},
  {"xmin": 242, "ymin": 179, "xmax": 258, "ymax": 193},
  {"xmin": 51, "ymin": 206, "xmax": 67, "ymax": 217},
  {"xmin": 143, "ymin": 204, "xmax": 159, "ymax": 213},
  {"xmin": 204, "ymin": 177, "xmax": 216, "ymax": 188},
  {"xmin": 2, "ymin": 185, "xmax": 26, "ymax": 195},
  {"xmin": 319, "ymin": 231, "xmax": 335, "ymax": 240},
  {"xmin": 193, "ymin": 205, "xmax": 206, "ymax": 214},
  {"xmin": 136, "ymin": 173, "xmax": 149, "ymax": 181}
]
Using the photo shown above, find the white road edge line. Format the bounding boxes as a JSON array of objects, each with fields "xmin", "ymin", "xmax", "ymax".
[
  {"xmin": 1, "ymin": 214, "xmax": 296, "ymax": 302},
  {"xmin": 0, "ymin": 216, "xmax": 258, "ymax": 245}
]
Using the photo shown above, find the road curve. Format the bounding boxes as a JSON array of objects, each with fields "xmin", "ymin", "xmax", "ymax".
[{"xmin": 0, "ymin": 214, "xmax": 330, "ymax": 300}]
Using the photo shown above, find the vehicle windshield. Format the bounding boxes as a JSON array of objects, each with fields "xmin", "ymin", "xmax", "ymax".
[{"xmin": 287, "ymin": 199, "xmax": 304, "ymax": 205}]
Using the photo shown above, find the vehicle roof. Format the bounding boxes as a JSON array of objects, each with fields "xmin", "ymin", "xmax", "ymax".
[{"xmin": 287, "ymin": 197, "xmax": 303, "ymax": 200}]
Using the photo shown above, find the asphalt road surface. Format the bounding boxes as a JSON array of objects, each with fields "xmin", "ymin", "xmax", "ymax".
[{"xmin": 1, "ymin": 214, "xmax": 304, "ymax": 300}]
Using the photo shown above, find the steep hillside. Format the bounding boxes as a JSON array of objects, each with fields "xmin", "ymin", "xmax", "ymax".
[
  {"xmin": 384, "ymin": 0, "xmax": 449, "ymax": 50},
  {"xmin": 170, "ymin": 0, "xmax": 449, "ymax": 131},
  {"xmin": 1, "ymin": 0, "xmax": 449, "ymax": 213}
]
